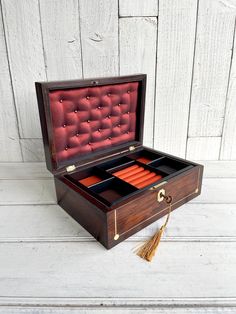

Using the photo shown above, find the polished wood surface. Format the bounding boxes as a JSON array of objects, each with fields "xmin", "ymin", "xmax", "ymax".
[
  {"xmin": 107, "ymin": 165, "xmax": 203, "ymax": 248},
  {"xmin": 55, "ymin": 147, "xmax": 203, "ymax": 249},
  {"xmin": 55, "ymin": 176, "xmax": 108, "ymax": 247}
]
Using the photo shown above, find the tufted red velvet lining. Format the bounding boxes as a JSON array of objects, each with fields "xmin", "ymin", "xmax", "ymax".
[{"xmin": 49, "ymin": 82, "xmax": 139, "ymax": 163}]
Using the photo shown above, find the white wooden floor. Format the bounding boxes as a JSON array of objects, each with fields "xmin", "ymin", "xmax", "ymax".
[{"xmin": 0, "ymin": 161, "xmax": 236, "ymax": 313}]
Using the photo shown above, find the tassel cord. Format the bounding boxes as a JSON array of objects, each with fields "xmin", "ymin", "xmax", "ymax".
[{"xmin": 136, "ymin": 194, "xmax": 172, "ymax": 262}]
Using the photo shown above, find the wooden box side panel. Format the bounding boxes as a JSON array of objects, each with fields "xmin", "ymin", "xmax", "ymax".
[
  {"xmin": 54, "ymin": 177, "xmax": 108, "ymax": 248},
  {"xmin": 107, "ymin": 165, "xmax": 203, "ymax": 248}
]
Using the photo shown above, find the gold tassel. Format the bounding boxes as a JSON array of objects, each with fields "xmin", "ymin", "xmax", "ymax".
[{"xmin": 136, "ymin": 198, "xmax": 172, "ymax": 262}]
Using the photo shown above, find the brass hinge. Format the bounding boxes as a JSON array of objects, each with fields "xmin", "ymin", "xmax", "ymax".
[
  {"xmin": 66, "ymin": 165, "xmax": 76, "ymax": 172},
  {"xmin": 129, "ymin": 145, "xmax": 135, "ymax": 151}
]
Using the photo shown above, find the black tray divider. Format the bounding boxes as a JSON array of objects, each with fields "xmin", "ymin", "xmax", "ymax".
[
  {"xmin": 98, "ymin": 156, "xmax": 134, "ymax": 172},
  {"xmin": 89, "ymin": 177, "xmax": 138, "ymax": 206},
  {"xmin": 145, "ymin": 156, "xmax": 165, "ymax": 165},
  {"xmin": 128, "ymin": 149, "xmax": 164, "ymax": 163},
  {"xmin": 64, "ymin": 148, "xmax": 195, "ymax": 207},
  {"xmin": 87, "ymin": 176, "xmax": 114, "ymax": 188},
  {"xmin": 148, "ymin": 157, "xmax": 193, "ymax": 175}
]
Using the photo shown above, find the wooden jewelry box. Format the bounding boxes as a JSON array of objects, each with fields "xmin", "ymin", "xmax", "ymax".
[{"xmin": 35, "ymin": 74, "xmax": 203, "ymax": 249}]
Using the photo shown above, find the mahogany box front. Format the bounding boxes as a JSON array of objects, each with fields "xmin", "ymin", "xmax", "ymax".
[{"xmin": 35, "ymin": 74, "xmax": 203, "ymax": 249}]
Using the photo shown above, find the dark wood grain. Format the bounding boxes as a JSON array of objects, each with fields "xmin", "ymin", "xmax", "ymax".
[
  {"xmin": 53, "ymin": 161, "xmax": 203, "ymax": 249},
  {"xmin": 54, "ymin": 176, "xmax": 108, "ymax": 248},
  {"xmin": 107, "ymin": 165, "xmax": 203, "ymax": 248}
]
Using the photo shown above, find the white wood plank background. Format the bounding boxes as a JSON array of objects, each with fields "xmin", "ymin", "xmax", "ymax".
[
  {"xmin": 1, "ymin": 0, "xmax": 236, "ymax": 311},
  {"xmin": 120, "ymin": 17, "xmax": 157, "ymax": 147},
  {"xmin": 0, "ymin": 2, "xmax": 22, "ymax": 161},
  {"xmin": 154, "ymin": 0, "xmax": 197, "ymax": 157},
  {"xmin": 0, "ymin": 0, "xmax": 236, "ymax": 160},
  {"xmin": 1, "ymin": 0, "xmax": 47, "ymax": 139},
  {"xmin": 79, "ymin": 0, "xmax": 119, "ymax": 77},
  {"xmin": 188, "ymin": 0, "xmax": 236, "ymax": 139},
  {"xmin": 39, "ymin": 0, "xmax": 83, "ymax": 80}
]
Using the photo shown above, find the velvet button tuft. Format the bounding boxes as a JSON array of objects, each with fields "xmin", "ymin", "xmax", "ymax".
[{"xmin": 49, "ymin": 81, "xmax": 138, "ymax": 161}]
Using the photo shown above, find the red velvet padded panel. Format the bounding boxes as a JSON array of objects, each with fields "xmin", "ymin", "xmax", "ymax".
[{"xmin": 49, "ymin": 82, "xmax": 139, "ymax": 163}]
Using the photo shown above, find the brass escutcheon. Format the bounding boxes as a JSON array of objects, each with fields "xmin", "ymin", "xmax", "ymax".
[{"xmin": 157, "ymin": 189, "xmax": 165, "ymax": 202}]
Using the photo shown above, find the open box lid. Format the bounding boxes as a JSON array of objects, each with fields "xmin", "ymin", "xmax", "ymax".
[{"xmin": 35, "ymin": 74, "xmax": 146, "ymax": 174}]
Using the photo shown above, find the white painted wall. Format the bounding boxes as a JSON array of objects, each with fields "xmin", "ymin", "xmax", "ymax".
[{"xmin": 1, "ymin": 0, "xmax": 236, "ymax": 161}]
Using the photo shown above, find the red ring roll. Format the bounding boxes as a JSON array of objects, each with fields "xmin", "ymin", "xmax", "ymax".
[
  {"xmin": 136, "ymin": 157, "xmax": 152, "ymax": 164},
  {"xmin": 136, "ymin": 175, "xmax": 162, "ymax": 189},
  {"xmin": 79, "ymin": 175, "xmax": 102, "ymax": 187},
  {"xmin": 117, "ymin": 166, "xmax": 145, "ymax": 180},
  {"xmin": 113, "ymin": 164, "xmax": 139, "ymax": 176},
  {"xmin": 130, "ymin": 172, "xmax": 156, "ymax": 186},
  {"xmin": 125, "ymin": 170, "xmax": 150, "ymax": 183}
]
